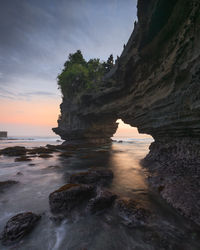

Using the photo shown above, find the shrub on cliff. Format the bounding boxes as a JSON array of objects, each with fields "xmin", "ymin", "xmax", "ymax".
[{"xmin": 57, "ymin": 50, "xmax": 113, "ymax": 97}]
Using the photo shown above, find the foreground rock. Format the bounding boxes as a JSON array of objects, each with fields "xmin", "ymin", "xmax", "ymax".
[
  {"xmin": 116, "ymin": 198, "xmax": 150, "ymax": 227},
  {"xmin": 86, "ymin": 189, "xmax": 117, "ymax": 214},
  {"xmin": 69, "ymin": 169, "xmax": 113, "ymax": 186},
  {"xmin": 0, "ymin": 147, "xmax": 26, "ymax": 156},
  {"xmin": 49, "ymin": 184, "xmax": 95, "ymax": 214},
  {"xmin": 0, "ymin": 180, "xmax": 19, "ymax": 192},
  {"xmin": 1, "ymin": 212, "xmax": 41, "ymax": 245},
  {"xmin": 143, "ymin": 138, "xmax": 200, "ymax": 226}
]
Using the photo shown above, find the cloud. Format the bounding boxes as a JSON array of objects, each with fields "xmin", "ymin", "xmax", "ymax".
[{"xmin": 0, "ymin": 0, "xmax": 137, "ymax": 101}]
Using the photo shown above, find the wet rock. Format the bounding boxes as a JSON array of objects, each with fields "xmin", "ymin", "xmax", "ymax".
[
  {"xmin": 0, "ymin": 180, "xmax": 19, "ymax": 192},
  {"xmin": 59, "ymin": 152, "xmax": 73, "ymax": 158},
  {"xmin": 1, "ymin": 212, "xmax": 41, "ymax": 245},
  {"xmin": 16, "ymin": 172, "xmax": 23, "ymax": 176},
  {"xmin": 69, "ymin": 169, "xmax": 113, "ymax": 185},
  {"xmin": 115, "ymin": 198, "xmax": 150, "ymax": 226},
  {"xmin": 86, "ymin": 189, "xmax": 117, "ymax": 214},
  {"xmin": 49, "ymin": 183, "xmax": 95, "ymax": 214},
  {"xmin": 46, "ymin": 144, "xmax": 78, "ymax": 151},
  {"xmin": 28, "ymin": 147, "xmax": 55, "ymax": 155},
  {"xmin": 29, "ymin": 163, "xmax": 36, "ymax": 166},
  {"xmin": 38, "ymin": 154, "xmax": 53, "ymax": 158},
  {"xmin": 0, "ymin": 146, "xmax": 27, "ymax": 156},
  {"xmin": 47, "ymin": 165, "xmax": 61, "ymax": 169},
  {"xmin": 15, "ymin": 156, "xmax": 32, "ymax": 162}
]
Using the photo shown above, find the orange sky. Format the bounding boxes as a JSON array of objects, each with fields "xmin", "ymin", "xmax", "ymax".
[{"xmin": 0, "ymin": 97, "xmax": 151, "ymax": 138}]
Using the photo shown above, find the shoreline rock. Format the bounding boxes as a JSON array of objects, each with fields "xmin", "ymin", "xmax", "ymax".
[
  {"xmin": 69, "ymin": 169, "xmax": 114, "ymax": 186},
  {"xmin": 49, "ymin": 183, "xmax": 95, "ymax": 215},
  {"xmin": 1, "ymin": 212, "xmax": 41, "ymax": 245}
]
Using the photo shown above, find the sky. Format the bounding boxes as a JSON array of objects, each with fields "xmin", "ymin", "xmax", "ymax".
[{"xmin": 0, "ymin": 0, "xmax": 150, "ymax": 138}]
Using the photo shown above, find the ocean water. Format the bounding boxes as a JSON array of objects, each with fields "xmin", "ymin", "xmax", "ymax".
[{"xmin": 0, "ymin": 136, "xmax": 200, "ymax": 250}]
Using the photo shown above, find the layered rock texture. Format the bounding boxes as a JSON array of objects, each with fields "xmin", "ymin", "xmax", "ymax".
[{"xmin": 54, "ymin": 0, "xmax": 200, "ymax": 224}]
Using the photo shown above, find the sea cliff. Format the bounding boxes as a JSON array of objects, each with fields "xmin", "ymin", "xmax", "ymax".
[{"xmin": 53, "ymin": 0, "xmax": 200, "ymax": 225}]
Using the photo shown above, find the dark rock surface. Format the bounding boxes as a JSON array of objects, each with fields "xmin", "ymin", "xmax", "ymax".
[
  {"xmin": 0, "ymin": 180, "xmax": 19, "ymax": 192},
  {"xmin": 0, "ymin": 146, "xmax": 27, "ymax": 156},
  {"xmin": 69, "ymin": 169, "xmax": 113, "ymax": 185},
  {"xmin": 115, "ymin": 198, "xmax": 150, "ymax": 227},
  {"xmin": 49, "ymin": 184, "xmax": 95, "ymax": 214},
  {"xmin": 86, "ymin": 189, "xmax": 117, "ymax": 214},
  {"xmin": 15, "ymin": 156, "xmax": 32, "ymax": 162},
  {"xmin": 27, "ymin": 147, "xmax": 55, "ymax": 155},
  {"xmin": 143, "ymin": 138, "xmax": 200, "ymax": 226},
  {"xmin": 1, "ymin": 212, "xmax": 41, "ymax": 245},
  {"xmin": 53, "ymin": 0, "xmax": 200, "ymax": 224}
]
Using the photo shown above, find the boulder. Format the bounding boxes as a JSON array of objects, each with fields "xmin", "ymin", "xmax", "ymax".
[
  {"xmin": 86, "ymin": 189, "xmax": 117, "ymax": 214},
  {"xmin": 0, "ymin": 146, "xmax": 27, "ymax": 156},
  {"xmin": 49, "ymin": 183, "xmax": 95, "ymax": 214},
  {"xmin": 1, "ymin": 212, "xmax": 41, "ymax": 245},
  {"xmin": 115, "ymin": 198, "xmax": 150, "ymax": 226},
  {"xmin": 69, "ymin": 169, "xmax": 113, "ymax": 185}
]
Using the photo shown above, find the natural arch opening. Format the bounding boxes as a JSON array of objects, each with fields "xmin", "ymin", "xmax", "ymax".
[{"xmin": 113, "ymin": 119, "xmax": 153, "ymax": 141}]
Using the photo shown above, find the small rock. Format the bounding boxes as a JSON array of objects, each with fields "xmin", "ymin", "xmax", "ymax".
[
  {"xmin": 86, "ymin": 190, "xmax": 117, "ymax": 214},
  {"xmin": 38, "ymin": 154, "xmax": 53, "ymax": 158},
  {"xmin": 16, "ymin": 172, "xmax": 23, "ymax": 176},
  {"xmin": 15, "ymin": 156, "xmax": 32, "ymax": 162},
  {"xmin": 0, "ymin": 146, "xmax": 27, "ymax": 156},
  {"xmin": 59, "ymin": 152, "xmax": 73, "ymax": 158},
  {"xmin": 27, "ymin": 147, "xmax": 55, "ymax": 155},
  {"xmin": 29, "ymin": 163, "xmax": 36, "ymax": 166},
  {"xmin": 115, "ymin": 198, "xmax": 150, "ymax": 226},
  {"xmin": 69, "ymin": 169, "xmax": 114, "ymax": 185},
  {"xmin": 0, "ymin": 180, "xmax": 19, "ymax": 192},
  {"xmin": 49, "ymin": 183, "xmax": 95, "ymax": 214},
  {"xmin": 1, "ymin": 212, "xmax": 41, "ymax": 245}
]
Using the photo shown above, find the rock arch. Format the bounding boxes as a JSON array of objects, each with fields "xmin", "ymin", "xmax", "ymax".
[{"xmin": 53, "ymin": 0, "xmax": 200, "ymax": 225}]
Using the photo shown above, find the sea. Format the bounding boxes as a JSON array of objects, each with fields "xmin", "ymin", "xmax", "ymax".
[{"xmin": 0, "ymin": 136, "xmax": 200, "ymax": 250}]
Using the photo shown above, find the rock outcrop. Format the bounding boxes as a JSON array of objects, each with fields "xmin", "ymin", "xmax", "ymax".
[
  {"xmin": 53, "ymin": 0, "xmax": 200, "ymax": 224},
  {"xmin": 1, "ymin": 212, "xmax": 41, "ymax": 245}
]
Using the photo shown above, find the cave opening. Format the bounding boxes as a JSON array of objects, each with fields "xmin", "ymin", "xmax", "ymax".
[{"xmin": 113, "ymin": 119, "xmax": 152, "ymax": 141}]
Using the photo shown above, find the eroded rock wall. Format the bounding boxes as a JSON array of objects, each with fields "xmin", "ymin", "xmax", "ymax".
[{"xmin": 54, "ymin": 0, "xmax": 200, "ymax": 224}]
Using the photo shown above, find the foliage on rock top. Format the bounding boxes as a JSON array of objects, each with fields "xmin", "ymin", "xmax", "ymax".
[{"xmin": 57, "ymin": 50, "xmax": 114, "ymax": 98}]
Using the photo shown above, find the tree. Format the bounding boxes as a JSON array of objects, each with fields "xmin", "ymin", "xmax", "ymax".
[
  {"xmin": 57, "ymin": 50, "xmax": 108, "ymax": 97},
  {"xmin": 103, "ymin": 54, "xmax": 114, "ymax": 73}
]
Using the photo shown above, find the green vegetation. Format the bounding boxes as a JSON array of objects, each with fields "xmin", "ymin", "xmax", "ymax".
[{"xmin": 57, "ymin": 50, "xmax": 114, "ymax": 97}]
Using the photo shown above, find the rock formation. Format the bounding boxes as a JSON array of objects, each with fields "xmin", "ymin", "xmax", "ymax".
[{"xmin": 53, "ymin": 0, "xmax": 200, "ymax": 224}]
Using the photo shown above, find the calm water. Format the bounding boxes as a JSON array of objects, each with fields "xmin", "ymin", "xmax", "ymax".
[{"xmin": 0, "ymin": 137, "xmax": 200, "ymax": 250}]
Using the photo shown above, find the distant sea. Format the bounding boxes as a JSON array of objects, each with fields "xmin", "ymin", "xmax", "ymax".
[{"xmin": 0, "ymin": 135, "xmax": 153, "ymax": 149}]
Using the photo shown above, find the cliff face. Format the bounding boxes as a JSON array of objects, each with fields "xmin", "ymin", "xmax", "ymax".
[
  {"xmin": 53, "ymin": 0, "xmax": 200, "ymax": 224},
  {"xmin": 54, "ymin": 0, "xmax": 200, "ymax": 142}
]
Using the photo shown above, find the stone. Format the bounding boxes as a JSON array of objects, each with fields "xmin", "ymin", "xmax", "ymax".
[
  {"xmin": 69, "ymin": 169, "xmax": 114, "ymax": 185},
  {"xmin": 27, "ymin": 147, "xmax": 55, "ymax": 155},
  {"xmin": 0, "ymin": 146, "xmax": 27, "ymax": 156},
  {"xmin": 0, "ymin": 180, "xmax": 19, "ymax": 192},
  {"xmin": 15, "ymin": 156, "xmax": 32, "ymax": 162},
  {"xmin": 1, "ymin": 212, "xmax": 41, "ymax": 245},
  {"xmin": 115, "ymin": 198, "xmax": 150, "ymax": 226},
  {"xmin": 38, "ymin": 154, "xmax": 53, "ymax": 158},
  {"xmin": 59, "ymin": 152, "xmax": 73, "ymax": 158},
  {"xmin": 49, "ymin": 183, "xmax": 95, "ymax": 214},
  {"xmin": 86, "ymin": 189, "xmax": 117, "ymax": 214}
]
